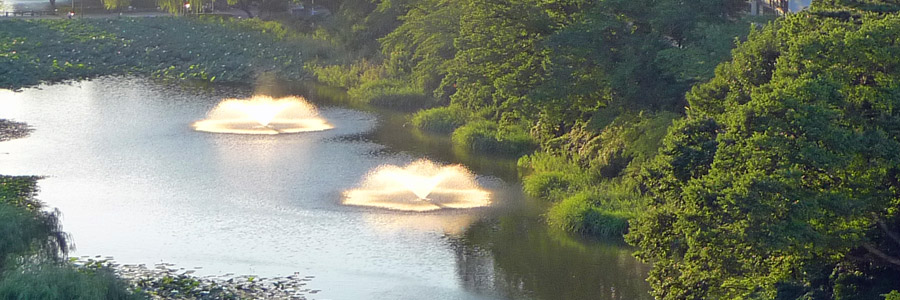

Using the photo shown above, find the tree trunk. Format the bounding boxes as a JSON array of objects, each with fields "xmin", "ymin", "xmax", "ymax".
[{"xmin": 876, "ymin": 218, "xmax": 900, "ymax": 247}]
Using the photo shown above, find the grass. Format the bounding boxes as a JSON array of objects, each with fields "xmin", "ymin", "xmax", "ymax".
[
  {"xmin": 521, "ymin": 171, "xmax": 576, "ymax": 202},
  {"xmin": 308, "ymin": 59, "xmax": 382, "ymax": 89},
  {"xmin": 411, "ymin": 106, "xmax": 471, "ymax": 134},
  {"xmin": 451, "ymin": 120, "xmax": 536, "ymax": 157},
  {"xmin": 547, "ymin": 191, "xmax": 632, "ymax": 237},
  {"xmin": 347, "ymin": 78, "xmax": 429, "ymax": 108}
]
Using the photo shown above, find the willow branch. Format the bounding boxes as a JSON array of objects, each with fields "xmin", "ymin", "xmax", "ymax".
[
  {"xmin": 876, "ymin": 218, "xmax": 900, "ymax": 248},
  {"xmin": 861, "ymin": 242, "xmax": 900, "ymax": 268}
]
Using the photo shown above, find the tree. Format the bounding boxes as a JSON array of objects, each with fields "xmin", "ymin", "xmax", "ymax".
[
  {"xmin": 0, "ymin": 176, "xmax": 67, "ymax": 271},
  {"xmin": 528, "ymin": 0, "xmax": 747, "ymax": 139},
  {"xmin": 439, "ymin": 0, "xmax": 559, "ymax": 114},
  {"xmin": 379, "ymin": 0, "xmax": 461, "ymax": 98},
  {"xmin": 627, "ymin": 6, "xmax": 900, "ymax": 299}
]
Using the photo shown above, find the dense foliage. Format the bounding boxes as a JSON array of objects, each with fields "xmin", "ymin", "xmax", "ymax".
[
  {"xmin": 310, "ymin": 0, "xmax": 754, "ymax": 194},
  {"xmin": 626, "ymin": 2, "xmax": 900, "ymax": 298},
  {"xmin": 0, "ymin": 16, "xmax": 330, "ymax": 90}
]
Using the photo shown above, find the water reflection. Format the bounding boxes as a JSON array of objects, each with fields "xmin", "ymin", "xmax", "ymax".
[
  {"xmin": 343, "ymin": 159, "xmax": 491, "ymax": 211},
  {"xmin": 362, "ymin": 212, "xmax": 478, "ymax": 236},
  {"xmin": 454, "ymin": 217, "xmax": 652, "ymax": 300},
  {"xmin": 192, "ymin": 95, "xmax": 333, "ymax": 135}
]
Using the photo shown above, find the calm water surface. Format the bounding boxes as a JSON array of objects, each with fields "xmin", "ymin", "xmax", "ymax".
[{"xmin": 0, "ymin": 77, "xmax": 650, "ymax": 299}]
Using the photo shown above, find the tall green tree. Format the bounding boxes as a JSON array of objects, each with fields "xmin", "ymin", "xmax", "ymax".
[
  {"xmin": 627, "ymin": 5, "xmax": 900, "ymax": 299},
  {"xmin": 439, "ymin": 0, "xmax": 561, "ymax": 115},
  {"xmin": 379, "ymin": 0, "xmax": 461, "ymax": 98},
  {"xmin": 528, "ymin": 0, "xmax": 747, "ymax": 140}
]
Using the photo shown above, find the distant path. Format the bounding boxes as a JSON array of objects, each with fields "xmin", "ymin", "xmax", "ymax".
[{"xmin": 0, "ymin": 9, "xmax": 253, "ymax": 19}]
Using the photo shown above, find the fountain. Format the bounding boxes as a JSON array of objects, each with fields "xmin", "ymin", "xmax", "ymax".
[
  {"xmin": 192, "ymin": 95, "xmax": 333, "ymax": 134},
  {"xmin": 343, "ymin": 159, "xmax": 491, "ymax": 211}
]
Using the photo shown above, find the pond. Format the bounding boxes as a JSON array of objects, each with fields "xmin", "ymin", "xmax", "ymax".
[{"xmin": 0, "ymin": 77, "xmax": 650, "ymax": 300}]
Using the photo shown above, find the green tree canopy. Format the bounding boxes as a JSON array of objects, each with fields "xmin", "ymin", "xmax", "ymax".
[
  {"xmin": 527, "ymin": 0, "xmax": 748, "ymax": 140},
  {"xmin": 378, "ymin": 0, "xmax": 461, "ymax": 98},
  {"xmin": 627, "ymin": 5, "xmax": 900, "ymax": 299}
]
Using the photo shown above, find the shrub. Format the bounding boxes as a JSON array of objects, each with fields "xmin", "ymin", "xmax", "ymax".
[
  {"xmin": 451, "ymin": 121, "xmax": 535, "ymax": 156},
  {"xmin": 522, "ymin": 171, "xmax": 575, "ymax": 202},
  {"xmin": 547, "ymin": 191, "xmax": 632, "ymax": 237},
  {"xmin": 411, "ymin": 106, "xmax": 470, "ymax": 134},
  {"xmin": 309, "ymin": 60, "xmax": 383, "ymax": 89},
  {"xmin": 348, "ymin": 78, "xmax": 429, "ymax": 108}
]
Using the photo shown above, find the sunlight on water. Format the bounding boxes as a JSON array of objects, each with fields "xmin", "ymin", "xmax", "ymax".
[
  {"xmin": 343, "ymin": 159, "xmax": 491, "ymax": 211},
  {"xmin": 192, "ymin": 95, "xmax": 333, "ymax": 134},
  {"xmin": 363, "ymin": 213, "xmax": 478, "ymax": 235}
]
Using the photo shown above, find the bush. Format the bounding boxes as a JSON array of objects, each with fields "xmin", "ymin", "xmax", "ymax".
[
  {"xmin": 348, "ymin": 78, "xmax": 429, "ymax": 108},
  {"xmin": 451, "ymin": 120, "xmax": 535, "ymax": 156},
  {"xmin": 547, "ymin": 191, "xmax": 632, "ymax": 237},
  {"xmin": 411, "ymin": 106, "xmax": 470, "ymax": 134},
  {"xmin": 522, "ymin": 171, "xmax": 575, "ymax": 202},
  {"xmin": 309, "ymin": 60, "xmax": 383, "ymax": 89},
  {"xmin": 0, "ymin": 264, "xmax": 140, "ymax": 300}
]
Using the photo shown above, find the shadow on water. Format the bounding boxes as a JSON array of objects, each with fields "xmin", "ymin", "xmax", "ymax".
[
  {"xmin": 453, "ymin": 211, "xmax": 652, "ymax": 300},
  {"xmin": 445, "ymin": 183, "xmax": 652, "ymax": 300}
]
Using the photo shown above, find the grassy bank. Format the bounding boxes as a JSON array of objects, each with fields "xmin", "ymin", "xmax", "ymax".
[{"xmin": 0, "ymin": 16, "xmax": 333, "ymax": 90}]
